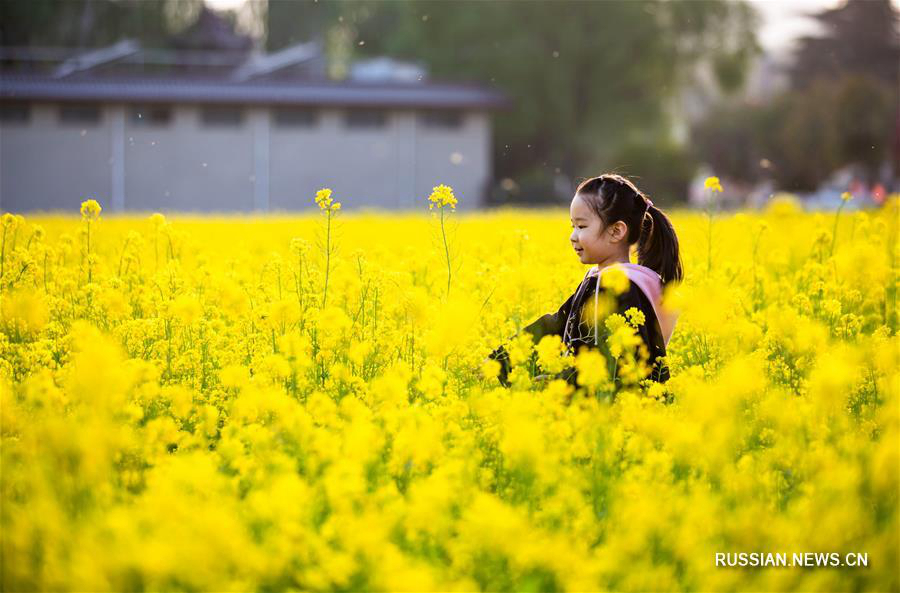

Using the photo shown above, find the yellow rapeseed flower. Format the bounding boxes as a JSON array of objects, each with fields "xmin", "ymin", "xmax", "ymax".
[
  {"xmin": 535, "ymin": 334, "xmax": 568, "ymax": 374},
  {"xmin": 704, "ymin": 176, "xmax": 723, "ymax": 193},
  {"xmin": 574, "ymin": 347, "xmax": 608, "ymax": 389},
  {"xmin": 624, "ymin": 306, "xmax": 645, "ymax": 328},
  {"xmin": 149, "ymin": 212, "xmax": 166, "ymax": 227},
  {"xmin": 428, "ymin": 184, "xmax": 458, "ymax": 210},
  {"xmin": 315, "ymin": 188, "xmax": 341, "ymax": 213},
  {"xmin": 2, "ymin": 212, "xmax": 17, "ymax": 230},
  {"xmin": 600, "ymin": 264, "xmax": 630, "ymax": 296},
  {"xmin": 170, "ymin": 294, "xmax": 202, "ymax": 325},
  {"xmin": 1, "ymin": 289, "xmax": 49, "ymax": 336},
  {"xmin": 315, "ymin": 188, "xmax": 332, "ymax": 208},
  {"xmin": 480, "ymin": 358, "xmax": 501, "ymax": 381},
  {"xmin": 2, "ymin": 189, "xmax": 897, "ymax": 593},
  {"xmin": 80, "ymin": 198, "xmax": 102, "ymax": 220}
]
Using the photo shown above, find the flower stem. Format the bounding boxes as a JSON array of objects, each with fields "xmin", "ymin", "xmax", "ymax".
[
  {"xmin": 86, "ymin": 220, "xmax": 92, "ymax": 285},
  {"xmin": 323, "ymin": 211, "xmax": 332, "ymax": 308},
  {"xmin": 441, "ymin": 207, "xmax": 451, "ymax": 297},
  {"xmin": 0, "ymin": 225, "xmax": 7, "ymax": 287},
  {"xmin": 830, "ymin": 201, "xmax": 846, "ymax": 257},
  {"xmin": 706, "ymin": 192, "xmax": 714, "ymax": 276}
]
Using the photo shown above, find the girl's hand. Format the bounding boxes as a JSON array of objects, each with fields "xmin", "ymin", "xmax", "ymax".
[{"xmin": 533, "ymin": 373, "xmax": 552, "ymax": 386}]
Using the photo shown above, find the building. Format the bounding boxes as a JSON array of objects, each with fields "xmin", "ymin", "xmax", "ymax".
[{"xmin": 0, "ymin": 8, "xmax": 509, "ymax": 213}]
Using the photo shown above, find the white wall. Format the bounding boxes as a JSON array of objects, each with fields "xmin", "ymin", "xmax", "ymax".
[
  {"xmin": 1, "ymin": 103, "xmax": 113, "ymax": 213},
  {"xmin": 1, "ymin": 102, "xmax": 493, "ymax": 213},
  {"xmin": 123, "ymin": 105, "xmax": 255, "ymax": 212}
]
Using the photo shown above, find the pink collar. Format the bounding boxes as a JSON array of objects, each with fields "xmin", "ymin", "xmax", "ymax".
[{"xmin": 587, "ymin": 263, "xmax": 678, "ymax": 347}]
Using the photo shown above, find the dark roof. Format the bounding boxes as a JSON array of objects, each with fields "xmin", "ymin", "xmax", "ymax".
[
  {"xmin": 168, "ymin": 6, "xmax": 254, "ymax": 53},
  {"xmin": 0, "ymin": 74, "xmax": 511, "ymax": 110}
]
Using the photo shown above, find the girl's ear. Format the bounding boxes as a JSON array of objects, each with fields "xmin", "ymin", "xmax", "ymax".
[{"xmin": 608, "ymin": 221, "xmax": 628, "ymax": 243}]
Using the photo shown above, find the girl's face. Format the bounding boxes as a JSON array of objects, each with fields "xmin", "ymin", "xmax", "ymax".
[{"xmin": 569, "ymin": 193, "xmax": 627, "ymax": 265}]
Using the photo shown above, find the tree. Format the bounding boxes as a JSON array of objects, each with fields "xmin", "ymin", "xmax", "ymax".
[
  {"xmin": 691, "ymin": 0, "xmax": 900, "ymax": 192},
  {"xmin": 689, "ymin": 101, "xmax": 775, "ymax": 185},
  {"xmin": 265, "ymin": 0, "xmax": 341, "ymax": 52},
  {"xmin": 691, "ymin": 75, "xmax": 896, "ymax": 191},
  {"xmin": 336, "ymin": 0, "xmax": 759, "ymax": 203},
  {"xmin": 0, "ymin": 0, "xmax": 203, "ymax": 49},
  {"xmin": 790, "ymin": 0, "xmax": 899, "ymax": 91},
  {"xmin": 831, "ymin": 75, "xmax": 897, "ymax": 182},
  {"xmin": 789, "ymin": 0, "xmax": 900, "ymax": 180}
]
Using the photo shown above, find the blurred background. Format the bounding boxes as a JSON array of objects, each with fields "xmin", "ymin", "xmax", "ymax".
[{"xmin": 0, "ymin": 0, "xmax": 897, "ymax": 212}]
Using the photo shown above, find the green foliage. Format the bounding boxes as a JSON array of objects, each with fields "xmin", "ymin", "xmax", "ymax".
[
  {"xmin": 0, "ymin": 0, "xmax": 204, "ymax": 48},
  {"xmin": 692, "ymin": 0, "xmax": 899, "ymax": 191},
  {"xmin": 266, "ymin": 0, "xmax": 341, "ymax": 51},
  {"xmin": 607, "ymin": 140, "xmax": 698, "ymax": 206},
  {"xmin": 345, "ymin": 0, "xmax": 758, "ymax": 198},
  {"xmin": 789, "ymin": 0, "xmax": 899, "ymax": 91},
  {"xmin": 692, "ymin": 75, "xmax": 896, "ymax": 190},
  {"xmin": 5, "ymin": 0, "xmax": 761, "ymax": 203}
]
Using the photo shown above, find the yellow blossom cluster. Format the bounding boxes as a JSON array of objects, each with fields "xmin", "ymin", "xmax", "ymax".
[
  {"xmin": 428, "ymin": 183, "xmax": 458, "ymax": 210},
  {"xmin": 79, "ymin": 198, "xmax": 102, "ymax": 220},
  {"xmin": 704, "ymin": 176, "xmax": 723, "ymax": 193},
  {"xmin": 0, "ymin": 193, "xmax": 898, "ymax": 592},
  {"xmin": 315, "ymin": 188, "xmax": 341, "ymax": 213}
]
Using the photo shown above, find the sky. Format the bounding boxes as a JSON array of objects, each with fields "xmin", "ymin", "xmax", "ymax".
[
  {"xmin": 205, "ymin": 0, "xmax": 246, "ymax": 11},
  {"xmin": 747, "ymin": 0, "xmax": 843, "ymax": 54},
  {"xmin": 204, "ymin": 0, "xmax": 897, "ymax": 56}
]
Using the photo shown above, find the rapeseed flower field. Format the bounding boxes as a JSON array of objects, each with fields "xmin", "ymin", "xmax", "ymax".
[{"xmin": 1, "ymin": 191, "xmax": 898, "ymax": 592}]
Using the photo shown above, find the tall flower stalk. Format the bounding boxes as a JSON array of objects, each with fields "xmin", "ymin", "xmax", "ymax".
[
  {"xmin": 80, "ymin": 198, "xmax": 102, "ymax": 285},
  {"xmin": 314, "ymin": 188, "xmax": 341, "ymax": 308},
  {"xmin": 703, "ymin": 176, "xmax": 723, "ymax": 275},
  {"xmin": 830, "ymin": 191, "xmax": 854, "ymax": 257},
  {"xmin": 149, "ymin": 212, "xmax": 166, "ymax": 272},
  {"xmin": 0, "ymin": 213, "xmax": 18, "ymax": 289},
  {"xmin": 427, "ymin": 184, "xmax": 458, "ymax": 297}
]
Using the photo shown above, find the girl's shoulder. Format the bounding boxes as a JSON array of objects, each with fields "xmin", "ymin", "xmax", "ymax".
[{"xmin": 621, "ymin": 280, "xmax": 656, "ymax": 312}]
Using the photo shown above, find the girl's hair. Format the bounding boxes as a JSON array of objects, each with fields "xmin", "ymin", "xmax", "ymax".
[{"xmin": 575, "ymin": 173, "xmax": 683, "ymax": 285}]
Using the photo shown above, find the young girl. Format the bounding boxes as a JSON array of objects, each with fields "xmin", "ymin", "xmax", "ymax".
[{"xmin": 488, "ymin": 173, "xmax": 683, "ymax": 389}]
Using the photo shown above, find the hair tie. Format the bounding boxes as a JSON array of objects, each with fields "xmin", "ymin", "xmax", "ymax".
[{"xmin": 646, "ymin": 198, "xmax": 653, "ymax": 208}]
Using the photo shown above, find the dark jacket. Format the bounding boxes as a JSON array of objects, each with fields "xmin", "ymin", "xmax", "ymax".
[{"xmin": 488, "ymin": 273, "xmax": 670, "ymax": 389}]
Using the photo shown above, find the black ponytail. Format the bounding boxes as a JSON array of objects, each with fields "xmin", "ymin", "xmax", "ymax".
[
  {"xmin": 575, "ymin": 173, "xmax": 683, "ymax": 286},
  {"xmin": 637, "ymin": 204, "xmax": 683, "ymax": 286}
]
